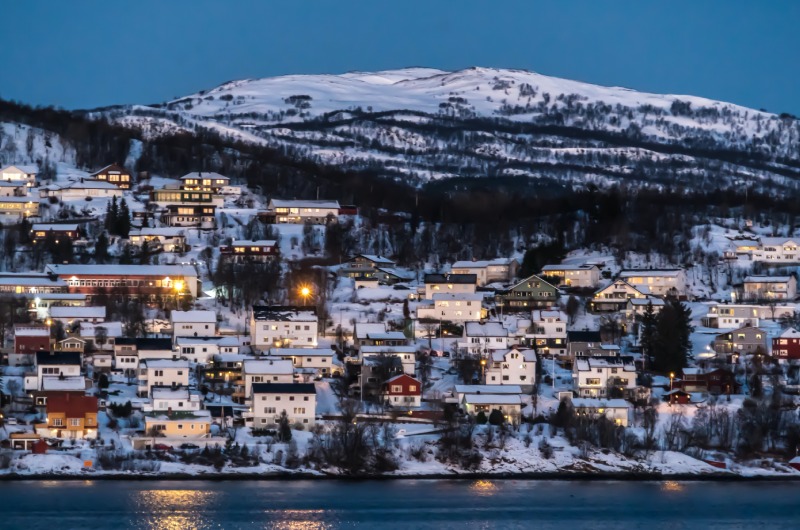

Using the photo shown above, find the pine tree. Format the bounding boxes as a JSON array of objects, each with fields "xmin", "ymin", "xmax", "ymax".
[
  {"xmin": 105, "ymin": 196, "xmax": 119, "ymax": 233},
  {"xmin": 119, "ymin": 244, "xmax": 133, "ymax": 265},
  {"xmin": 639, "ymin": 301, "xmax": 658, "ymax": 371},
  {"xmin": 117, "ymin": 198, "xmax": 131, "ymax": 238},
  {"xmin": 95, "ymin": 232, "xmax": 110, "ymax": 264},
  {"xmin": 652, "ymin": 299, "xmax": 693, "ymax": 373}
]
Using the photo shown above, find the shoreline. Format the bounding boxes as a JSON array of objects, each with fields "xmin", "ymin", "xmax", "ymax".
[{"xmin": 2, "ymin": 470, "xmax": 799, "ymax": 482}]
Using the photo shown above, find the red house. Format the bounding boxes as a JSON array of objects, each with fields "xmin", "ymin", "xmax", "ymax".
[
  {"xmin": 382, "ymin": 373, "xmax": 422, "ymax": 408},
  {"xmin": 11, "ymin": 325, "xmax": 50, "ymax": 365},
  {"xmin": 772, "ymin": 328, "xmax": 800, "ymax": 360},
  {"xmin": 679, "ymin": 368, "xmax": 737, "ymax": 395}
]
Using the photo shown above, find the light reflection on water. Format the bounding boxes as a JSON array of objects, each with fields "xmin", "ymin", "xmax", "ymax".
[{"xmin": 136, "ymin": 489, "xmax": 217, "ymax": 530}]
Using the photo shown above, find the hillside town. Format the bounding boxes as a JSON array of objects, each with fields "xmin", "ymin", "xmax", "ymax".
[{"xmin": 2, "ymin": 160, "xmax": 800, "ymax": 477}]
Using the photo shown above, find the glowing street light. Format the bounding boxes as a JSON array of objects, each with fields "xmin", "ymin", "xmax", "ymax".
[
  {"xmin": 669, "ymin": 372, "xmax": 675, "ymax": 392},
  {"xmin": 300, "ymin": 286, "xmax": 311, "ymax": 306}
]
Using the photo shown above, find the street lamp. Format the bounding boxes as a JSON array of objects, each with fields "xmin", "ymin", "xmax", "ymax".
[
  {"xmin": 300, "ymin": 286, "xmax": 311, "ymax": 306},
  {"xmin": 669, "ymin": 372, "xmax": 675, "ymax": 392},
  {"xmin": 480, "ymin": 358, "xmax": 487, "ymax": 382}
]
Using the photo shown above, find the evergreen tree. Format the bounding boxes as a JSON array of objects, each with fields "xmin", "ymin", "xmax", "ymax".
[
  {"xmin": 278, "ymin": 410, "xmax": 292, "ymax": 442},
  {"xmin": 119, "ymin": 244, "xmax": 133, "ymax": 264},
  {"xmin": 652, "ymin": 299, "xmax": 693, "ymax": 373},
  {"xmin": 95, "ymin": 232, "xmax": 110, "ymax": 264},
  {"xmin": 139, "ymin": 239, "xmax": 151, "ymax": 265},
  {"xmin": 639, "ymin": 301, "xmax": 658, "ymax": 370},
  {"xmin": 117, "ymin": 198, "xmax": 131, "ymax": 238},
  {"xmin": 105, "ymin": 196, "xmax": 119, "ymax": 233}
]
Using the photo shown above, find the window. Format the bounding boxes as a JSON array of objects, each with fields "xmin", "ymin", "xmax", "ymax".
[
  {"xmin": 52, "ymin": 418, "xmax": 64, "ymax": 426},
  {"xmin": 586, "ymin": 378, "xmax": 601, "ymax": 385},
  {"xmin": 303, "ymin": 396, "xmax": 309, "ymax": 401},
  {"xmin": 263, "ymin": 407, "xmax": 276, "ymax": 414},
  {"xmin": 293, "ymin": 408, "xmax": 306, "ymax": 414}
]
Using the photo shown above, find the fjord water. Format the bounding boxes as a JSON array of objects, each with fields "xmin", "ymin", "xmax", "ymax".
[{"xmin": 0, "ymin": 479, "xmax": 797, "ymax": 529}]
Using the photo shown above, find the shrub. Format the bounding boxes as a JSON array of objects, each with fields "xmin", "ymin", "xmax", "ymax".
[
  {"xmin": 488, "ymin": 409, "xmax": 505, "ymax": 426},
  {"xmin": 475, "ymin": 411, "xmax": 488, "ymax": 425}
]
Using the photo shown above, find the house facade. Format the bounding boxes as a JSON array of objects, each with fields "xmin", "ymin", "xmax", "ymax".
[
  {"xmin": 128, "ymin": 228, "xmax": 187, "ymax": 253},
  {"xmin": 540, "ymin": 264, "xmax": 601, "ymax": 288},
  {"xmin": 495, "ymin": 275, "xmax": 559, "ymax": 310},
  {"xmin": 36, "ymin": 393, "xmax": 98, "ymax": 439},
  {"xmin": 459, "ymin": 321, "xmax": 509, "ymax": 356},
  {"xmin": 751, "ymin": 238, "xmax": 800, "ymax": 264},
  {"xmin": 423, "ymin": 273, "xmax": 477, "ymax": 299},
  {"xmin": 742, "ymin": 275, "xmax": 797, "ymax": 301},
  {"xmin": 571, "ymin": 398, "xmax": 632, "ymax": 427},
  {"xmin": 267, "ymin": 199, "xmax": 340, "ymax": 224},
  {"xmin": 45, "ymin": 264, "xmax": 199, "ymax": 299},
  {"xmin": 219, "ymin": 240, "xmax": 279, "ymax": 263},
  {"xmin": 450, "ymin": 258, "xmax": 518, "ymax": 287},
  {"xmin": 137, "ymin": 359, "xmax": 190, "ymax": 397},
  {"xmin": 573, "ymin": 356, "xmax": 637, "ymax": 398},
  {"xmin": 416, "ymin": 293, "xmax": 484, "ymax": 322},
  {"xmin": 712, "ymin": 325, "xmax": 767, "ymax": 355},
  {"xmin": 250, "ymin": 305, "xmax": 318, "ymax": 348},
  {"xmin": 171, "ymin": 310, "xmax": 217, "ymax": 340},
  {"xmin": 160, "ymin": 204, "xmax": 216, "ymax": 229},
  {"xmin": 251, "ymin": 383, "xmax": 317, "ymax": 427},
  {"xmin": 590, "ymin": 280, "xmax": 648, "ymax": 312},
  {"xmin": 90, "ymin": 164, "xmax": 132, "ymax": 189},
  {"xmin": 0, "ymin": 164, "xmax": 37, "ymax": 187},
  {"xmin": 618, "ymin": 269, "xmax": 688, "ymax": 298},
  {"xmin": 383, "ymin": 373, "xmax": 422, "ymax": 408},
  {"xmin": 484, "ymin": 348, "xmax": 536, "ymax": 391},
  {"xmin": 0, "ymin": 196, "xmax": 39, "ymax": 223},
  {"xmin": 237, "ymin": 359, "xmax": 295, "ymax": 404},
  {"xmin": 772, "ymin": 328, "xmax": 800, "ymax": 360}
]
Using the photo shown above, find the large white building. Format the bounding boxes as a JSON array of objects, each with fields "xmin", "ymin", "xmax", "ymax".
[
  {"xmin": 750, "ymin": 238, "xmax": 800, "ymax": 264},
  {"xmin": 251, "ymin": 383, "xmax": 317, "ymax": 428},
  {"xmin": 250, "ymin": 306, "xmax": 318, "ymax": 348},
  {"xmin": 459, "ymin": 321, "xmax": 509, "ymax": 356},
  {"xmin": 540, "ymin": 264, "xmax": 601, "ymax": 288},
  {"xmin": 170, "ymin": 310, "xmax": 217, "ymax": 341},
  {"xmin": 450, "ymin": 258, "xmax": 518, "ymax": 287},
  {"xmin": 528, "ymin": 310, "xmax": 568, "ymax": 356},
  {"xmin": 742, "ymin": 276, "xmax": 798, "ymax": 301},
  {"xmin": 267, "ymin": 199, "xmax": 340, "ymax": 224},
  {"xmin": 137, "ymin": 359, "xmax": 190, "ymax": 397},
  {"xmin": 618, "ymin": 269, "xmax": 688, "ymax": 298},
  {"xmin": 238, "ymin": 358, "xmax": 295, "ymax": 404},
  {"xmin": 484, "ymin": 348, "xmax": 536, "ymax": 391},
  {"xmin": 0, "ymin": 165, "xmax": 37, "ymax": 187},
  {"xmin": 573, "ymin": 356, "xmax": 637, "ymax": 398},
  {"xmin": 416, "ymin": 293, "xmax": 484, "ymax": 322}
]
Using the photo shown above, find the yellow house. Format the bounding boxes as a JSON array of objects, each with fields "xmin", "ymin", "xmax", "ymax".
[
  {"xmin": 144, "ymin": 410, "xmax": 212, "ymax": 438},
  {"xmin": 36, "ymin": 394, "xmax": 98, "ymax": 439}
]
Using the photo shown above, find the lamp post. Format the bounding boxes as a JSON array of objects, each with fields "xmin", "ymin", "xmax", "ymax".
[
  {"xmin": 300, "ymin": 286, "xmax": 311, "ymax": 306},
  {"xmin": 480, "ymin": 358, "xmax": 486, "ymax": 383},
  {"xmin": 669, "ymin": 372, "xmax": 675, "ymax": 392}
]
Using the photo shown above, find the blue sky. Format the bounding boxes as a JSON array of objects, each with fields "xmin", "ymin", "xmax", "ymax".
[{"xmin": 2, "ymin": 1, "xmax": 798, "ymax": 114}]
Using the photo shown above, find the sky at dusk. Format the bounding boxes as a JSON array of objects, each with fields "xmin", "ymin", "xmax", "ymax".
[{"xmin": 2, "ymin": 1, "xmax": 798, "ymax": 114}]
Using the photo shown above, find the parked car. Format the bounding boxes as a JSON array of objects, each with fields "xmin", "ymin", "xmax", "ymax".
[
  {"xmin": 179, "ymin": 443, "xmax": 200, "ymax": 451},
  {"xmin": 153, "ymin": 443, "xmax": 171, "ymax": 452}
]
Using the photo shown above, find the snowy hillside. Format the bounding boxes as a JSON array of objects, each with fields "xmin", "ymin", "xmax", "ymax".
[{"xmin": 93, "ymin": 67, "xmax": 800, "ymax": 190}]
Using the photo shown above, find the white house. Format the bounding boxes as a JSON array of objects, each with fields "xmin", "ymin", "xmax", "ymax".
[
  {"xmin": 423, "ymin": 273, "xmax": 477, "ymax": 300},
  {"xmin": 459, "ymin": 321, "xmax": 509, "ymax": 356},
  {"xmin": 251, "ymin": 383, "xmax": 317, "ymax": 427},
  {"xmin": 0, "ymin": 165, "xmax": 37, "ymax": 187},
  {"xmin": 416, "ymin": 293, "xmax": 483, "ymax": 322},
  {"xmin": 269, "ymin": 347, "xmax": 339, "ymax": 378},
  {"xmin": 618, "ymin": 269, "xmax": 688, "ymax": 298},
  {"xmin": 573, "ymin": 356, "xmax": 637, "ymax": 398},
  {"xmin": 26, "ymin": 351, "xmax": 82, "ymax": 391},
  {"xmin": 180, "ymin": 172, "xmax": 230, "ymax": 192},
  {"xmin": 453, "ymin": 384, "xmax": 522, "ymax": 404},
  {"xmin": 540, "ymin": 264, "xmax": 601, "ymax": 288},
  {"xmin": 528, "ymin": 310, "xmax": 568, "ymax": 356},
  {"xmin": 751, "ymin": 238, "xmax": 800, "ymax": 264},
  {"xmin": 360, "ymin": 345, "xmax": 417, "ymax": 376},
  {"xmin": 742, "ymin": 276, "xmax": 797, "ymax": 301},
  {"xmin": 701, "ymin": 303, "xmax": 794, "ymax": 329},
  {"xmin": 590, "ymin": 280, "xmax": 649, "ymax": 312},
  {"xmin": 128, "ymin": 228, "xmax": 187, "ymax": 253},
  {"xmin": 137, "ymin": 359, "xmax": 190, "ymax": 397},
  {"xmin": 450, "ymin": 258, "xmax": 518, "ymax": 287},
  {"xmin": 484, "ymin": 348, "xmax": 536, "ymax": 391},
  {"xmin": 0, "ymin": 181, "xmax": 28, "ymax": 197},
  {"xmin": 267, "ymin": 199, "xmax": 340, "ymax": 224},
  {"xmin": 144, "ymin": 386, "xmax": 202, "ymax": 413},
  {"xmin": 237, "ymin": 358, "xmax": 295, "ymax": 404},
  {"xmin": 171, "ymin": 310, "xmax": 217, "ymax": 341},
  {"xmin": 250, "ymin": 306, "xmax": 318, "ymax": 348},
  {"xmin": 570, "ymin": 397, "xmax": 633, "ymax": 427},
  {"xmin": 40, "ymin": 179, "xmax": 123, "ymax": 200},
  {"xmin": 461, "ymin": 393, "xmax": 522, "ymax": 423}
]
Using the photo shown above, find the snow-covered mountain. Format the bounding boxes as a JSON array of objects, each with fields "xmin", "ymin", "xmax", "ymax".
[{"xmin": 34, "ymin": 67, "xmax": 800, "ymax": 191}]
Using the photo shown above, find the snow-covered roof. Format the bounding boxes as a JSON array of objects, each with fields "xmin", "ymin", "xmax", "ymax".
[
  {"xmin": 778, "ymin": 328, "xmax": 800, "ymax": 339},
  {"xmin": 170, "ymin": 310, "xmax": 216, "ymax": 323},
  {"xmin": 541, "ymin": 263, "xmax": 598, "ymax": 271},
  {"xmin": 451, "ymin": 258, "xmax": 514, "ymax": 269},
  {"xmin": 151, "ymin": 386, "xmax": 196, "ymax": 400},
  {"xmin": 230, "ymin": 240, "xmax": 277, "ymax": 247},
  {"xmin": 1, "ymin": 164, "xmax": 38, "ymax": 174},
  {"xmin": 32, "ymin": 223, "xmax": 79, "ymax": 232},
  {"xmin": 14, "ymin": 327, "xmax": 49, "ymax": 337},
  {"xmin": 574, "ymin": 356, "xmax": 636, "ymax": 372},
  {"xmin": 0, "ymin": 273, "xmax": 66, "ymax": 288},
  {"xmin": 80, "ymin": 321, "xmax": 123, "ymax": 338},
  {"xmin": 759, "ymin": 237, "xmax": 799, "ymax": 246},
  {"xmin": 46, "ymin": 264, "xmax": 198, "ymax": 278},
  {"xmin": 360, "ymin": 345, "xmax": 417, "ymax": 354},
  {"xmin": 243, "ymin": 358, "xmax": 294, "ymax": 374},
  {"xmin": 174, "ymin": 336, "xmax": 224, "ymax": 346},
  {"xmin": 531, "ymin": 310, "xmax": 567, "ymax": 321},
  {"xmin": 744, "ymin": 275, "xmax": 793, "ymax": 283},
  {"xmin": 454, "ymin": 384, "xmax": 522, "ymax": 395},
  {"xmin": 465, "ymin": 321, "xmax": 508, "ymax": 337},
  {"xmin": 355, "ymin": 323, "xmax": 388, "ymax": 339},
  {"xmin": 490, "ymin": 348, "xmax": 537, "ymax": 362},
  {"xmin": 269, "ymin": 199, "xmax": 340, "ymax": 209},
  {"xmin": 463, "ymin": 394, "xmax": 521, "ymax": 405},
  {"xmin": 41, "ymin": 376, "xmax": 87, "ymax": 391},
  {"xmin": 627, "ymin": 298, "xmax": 666, "ymax": 306},
  {"xmin": 142, "ymin": 359, "xmax": 189, "ymax": 369},
  {"xmin": 357, "ymin": 254, "xmax": 395, "ymax": 265},
  {"xmin": 49, "ymin": 306, "xmax": 106, "ymax": 319},
  {"xmin": 129, "ymin": 227, "xmax": 187, "ymax": 237},
  {"xmin": 570, "ymin": 398, "xmax": 631, "ymax": 409},
  {"xmin": 21, "ymin": 293, "xmax": 86, "ymax": 301},
  {"xmin": 0, "ymin": 196, "xmax": 39, "ymax": 203},
  {"xmin": 364, "ymin": 331, "xmax": 406, "ymax": 341},
  {"xmin": 619, "ymin": 269, "xmax": 683, "ymax": 278},
  {"xmin": 55, "ymin": 179, "xmax": 120, "ymax": 190}
]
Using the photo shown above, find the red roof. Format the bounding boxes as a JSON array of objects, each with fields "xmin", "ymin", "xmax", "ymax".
[
  {"xmin": 384, "ymin": 373, "xmax": 422, "ymax": 396},
  {"xmin": 46, "ymin": 393, "xmax": 97, "ymax": 418}
]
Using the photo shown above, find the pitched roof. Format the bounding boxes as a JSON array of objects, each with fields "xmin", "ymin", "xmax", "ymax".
[
  {"xmin": 46, "ymin": 393, "xmax": 97, "ymax": 417},
  {"xmin": 424, "ymin": 273, "xmax": 477, "ymax": 284},
  {"xmin": 46, "ymin": 264, "xmax": 197, "ymax": 278},
  {"xmin": 181, "ymin": 171, "xmax": 229, "ymax": 181},
  {"xmin": 269, "ymin": 199, "xmax": 340, "ymax": 209},
  {"xmin": 170, "ymin": 310, "xmax": 216, "ymax": 323},
  {"xmin": 49, "ymin": 306, "xmax": 106, "ymax": 319},
  {"xmin": 251, "ymin": 305, "xmax": 317, "ymax": 322},
  {"xmin": 89, "ymin": 163, "xmax": 130, "ymax": 176},
  {"xmin": 243, "ymin": 359, "xmax": 294, "ymax": 374},
  {"xmin": 465, "ymin": 321, "xmax": 508, "ymax": 337}
]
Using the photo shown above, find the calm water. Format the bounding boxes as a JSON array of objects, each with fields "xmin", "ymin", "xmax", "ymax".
[{"xmin": 0, "ymin": 479, "xmax": 797, "ymax": 529}]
